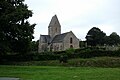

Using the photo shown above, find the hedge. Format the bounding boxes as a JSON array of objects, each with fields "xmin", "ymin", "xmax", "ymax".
[{"xmin": 0, "ymin": 48, "xmax": 120, "ymax": 62}]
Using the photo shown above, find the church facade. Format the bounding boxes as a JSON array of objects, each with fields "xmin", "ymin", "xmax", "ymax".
[{"xmin": 38, "ymin": 15, "xmax": 79, "ymax": 52}]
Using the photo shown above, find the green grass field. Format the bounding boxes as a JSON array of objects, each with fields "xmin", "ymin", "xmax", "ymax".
[{"xmin": 0, "ymin": 66, "xmax": 120, "ymax": 80}]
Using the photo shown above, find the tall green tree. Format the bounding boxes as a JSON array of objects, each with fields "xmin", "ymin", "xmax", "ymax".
[
  {"xmin": 86, "ymin": 27, "xmax": 106, "ymax": 46},
  {"xmin": 0, "ymin": 0, "xmax": 35, "ymax": 54}
]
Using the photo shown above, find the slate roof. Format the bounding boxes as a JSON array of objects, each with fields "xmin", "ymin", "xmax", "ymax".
[
  {"xmin": 51, "ymin": 32, "xmax": 70, "ymax": 43},
  {"xmin": 40, "ymin": 32, "xmax": 72, "ymax": 43},
  {"xmin": 40, "ymin": 35, "xmax": 51, "ymax": 43}
]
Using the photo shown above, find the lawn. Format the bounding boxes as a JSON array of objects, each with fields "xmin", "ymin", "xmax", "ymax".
[{"xmin": 0, "ymin": 66, "xmax": 120, "ymax": 80}]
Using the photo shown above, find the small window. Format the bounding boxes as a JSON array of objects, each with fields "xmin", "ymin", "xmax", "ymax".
[{"xmin": 70, "ymin": 37, "xmax": 73, "ymax": 43}]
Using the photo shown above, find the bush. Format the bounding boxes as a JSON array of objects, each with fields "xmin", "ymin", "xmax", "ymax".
[
  {"xmin": 59, "ymin": 55, "xmax": 68, "ymax": 63},
  {"xmin": 68, "ymin": 57, "xmax": 120, "ymax": 67}
]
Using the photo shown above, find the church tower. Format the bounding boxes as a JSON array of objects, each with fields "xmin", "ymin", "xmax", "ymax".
[{"xmin": 48, "ymin": 15, "xmax": 61, "ymax": 38}]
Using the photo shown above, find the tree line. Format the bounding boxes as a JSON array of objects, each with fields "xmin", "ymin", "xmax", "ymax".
[{"xmin": 86, "ymin": 27, "xmax": 120, "ymax": 46}]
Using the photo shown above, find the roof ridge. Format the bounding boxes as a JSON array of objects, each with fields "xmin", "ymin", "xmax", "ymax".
[{"xmin": 60, "ymin": 31, "xmax": 71, "ymax": 35}]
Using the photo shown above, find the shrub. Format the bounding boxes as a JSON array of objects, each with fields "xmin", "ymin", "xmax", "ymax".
[{"xmin": 59, "ymin": 55, "xmax": 68, "ymax": 63}]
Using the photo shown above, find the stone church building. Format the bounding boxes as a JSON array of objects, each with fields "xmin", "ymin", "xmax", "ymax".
[{"xmin": 38, "ymin": 15, "xmax": 79, "ymax": 52}]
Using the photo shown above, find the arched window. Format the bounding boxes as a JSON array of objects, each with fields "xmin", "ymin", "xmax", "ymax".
[{"xmin": 70, "ymin": 37, "xmax": 73, "ymax": 43}]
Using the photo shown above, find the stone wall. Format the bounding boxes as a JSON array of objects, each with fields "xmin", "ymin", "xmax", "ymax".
[
  {"xmin": 63, "ymin": 31, "xmax": 79, "ymax": 50},
  {"xmin": 52, "ymin": 43, "xmax": 63, "ymax": 51},
  {"xmin": 38, "ymin": 43, "xmax": 48, "ymax": 52}
]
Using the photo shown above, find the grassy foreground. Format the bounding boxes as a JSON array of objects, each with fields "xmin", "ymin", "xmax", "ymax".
[{"xmin": 0, "ymin": 66, "xmax": 120, "ymax": 80}]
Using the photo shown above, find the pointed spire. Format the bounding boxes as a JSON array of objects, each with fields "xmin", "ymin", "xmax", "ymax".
[
  {"xmin": 54, "ymin": 14, "xmax": 57, "ymax": 17},
  {"xmin": 48, "ymin": 14, "xmax": 60, "ymax": 27}
]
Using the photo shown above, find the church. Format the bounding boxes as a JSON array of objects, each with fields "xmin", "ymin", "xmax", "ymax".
[{"xmin": 38, "ymin": 15, "xmax": 79, "ymax": 52}]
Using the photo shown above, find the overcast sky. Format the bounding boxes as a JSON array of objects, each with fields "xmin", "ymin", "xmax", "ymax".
[{"xmin": 24, "ymin": 0, "xmax": 120, "ymax": 41}]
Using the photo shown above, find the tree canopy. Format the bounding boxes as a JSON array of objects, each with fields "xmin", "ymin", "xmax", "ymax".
[
  {"xmin": 108, "ymin": 32, "xmax": 120, "ymax": 45},
  {"xmin": 86, "ymin": 27, "xmax": 106, "ymax": 46},
  {"xmin": 0, "ymin": 0, "xmax": 36, "ymax": 54},
  {"xmin": 86, "ymin": 27, "xmax": 120, "ymax": 46}
]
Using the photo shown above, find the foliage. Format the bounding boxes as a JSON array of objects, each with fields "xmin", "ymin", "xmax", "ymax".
[
  {"xmin": 86, "ymin": 27, "xmax": 106, "ymax": 46},
  {"xmin": 30, "ymin": 40, "xmax": 39, "ymax": 52},
  {"xmin": 0, "ymin": 0, "xmax": 35, "ymax": 54},
  {"xmin": 103, "ymin": 32, "xmax": 120, "ymax": 46},
  {"xmin": 59, "ymin": 55, "xmax": 68, "ymax": 63},
  {"xmin": 1, "ymin": 57, "xmax": 120, "ymax": 68},
  {"xmin": 79, "ymin": 41, "xmax": 87, "ymax": 48},
  {"xmin": 1, "ymin": 48, "xmax": 120, "ymax": 62},
  {"xmin": 0, "ymin": 53, "xmax": 60, "ymax": 62},
  {"xmin": 65, "ymin": 48, "xmax": 75, "ymax": 54},
  {"xmin": 68, "ymin": 57, "xmax": 120, "ymax": 67},
  {"xmin": 86, "ymin": 27, "xmax": 120, "ymax": 47},
  {"xmin": 108, "ymin": 32, "xmax": 120, "ymax": 45}
]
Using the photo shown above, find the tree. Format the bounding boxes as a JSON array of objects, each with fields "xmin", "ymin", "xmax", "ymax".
[
  {"xmin": 86, "ymin": 27, "xmax": 106, "ymax": 46},
  {"xmin": 0, "ymin": 0, "xmax": 36, "ymax": 54},
  {"xmin": 108, "ymin": 32, "xmax": 120, "ymax": 45},
  {"xmin": 31, "ymin": 40, "xmax": 39, "ymax": 52},
  {"xmin": 104, "ymin": 36, "xmax": 111, "ymax": 45}
]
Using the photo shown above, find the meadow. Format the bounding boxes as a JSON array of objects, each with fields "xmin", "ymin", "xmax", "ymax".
[{"xmin": 0, "ymin": 65, "xmax": 120, "ymax": 80}]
